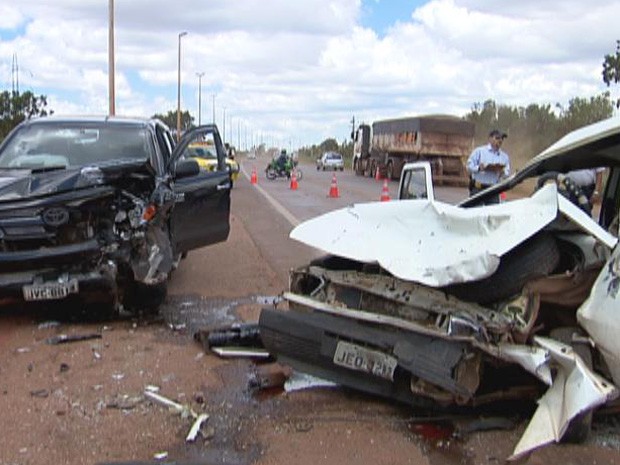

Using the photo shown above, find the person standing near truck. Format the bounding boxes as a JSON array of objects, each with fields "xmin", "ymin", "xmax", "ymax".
[
  {"xmin": 466, "ymin": 129, "xmax": 511, "ymax": 204},
  {"xmin": 565, "ymin": 168, "xmax": 605, "ymax": 204}
]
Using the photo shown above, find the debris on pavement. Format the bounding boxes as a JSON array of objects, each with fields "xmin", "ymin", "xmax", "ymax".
[
  {"xmin": 284, "ymin": 371, "xmax": 339, "ymax": 393},
  {"xmin": 210, "ymin": 346, "xmax": 271, "ymax": 359},
  {"xmin": 153, "ymin": 451, "xmax": 168, "ymax": 460},
  {"xmin": 248, "ymin": 364, "xmax": 291, "ymax": 391},
  {"xmin": 144, "ymin": 390, "xmax": 194, "ymax": 418},
  {"xmin": 194, "ymin": 322, "xmax": 262, "ymax": 350},
  {"xmin": 45, "ymin": 333, "xmax": 102, "ymax": 345},
  {"xmin": 30, "ymin": 389, "xmax": 49, "ymax": 398},
  {"xmin": 194, "ymin": 322, "xmax": 271, "ymax": 359},
  {"xmin": 144, "ymin": 389, "xmax": 211, "ymax": 441},
  {"xmin": 186, "ymin": 413, "xmax": 210, "ymax": 442},
  {"xmin": 106, "ymin": 394, "xmax": 144, "ymax": 410}
]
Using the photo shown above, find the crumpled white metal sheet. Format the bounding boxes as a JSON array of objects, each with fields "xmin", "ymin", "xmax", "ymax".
[
  {"xmin": 290, "ymin": 184, "xmax": 559, "ymax": 286},
  {"xmin": 578, "ymin": 246, "xmax": 620, "ymax": 386},
  {"xmin": 509, "ymin": 336, "xmax": 618, "ymax": 461}
]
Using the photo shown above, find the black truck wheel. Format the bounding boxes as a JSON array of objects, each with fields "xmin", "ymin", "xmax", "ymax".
[
  {"xmin": 386, "ymin": 161, "xmax": 394, "ymax": 180},
  {"xmin": 442, "ymin": 232, "xmax": 560, "ymax": 305}
]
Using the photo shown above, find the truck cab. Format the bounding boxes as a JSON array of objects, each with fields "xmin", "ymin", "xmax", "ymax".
[
  {"xmin": 398, "ymin": 161, "xmax": 434, "ymax": 201},
  {"xmin": 352, "ymin": 124, "xmax": 371, "ymax": 176}
]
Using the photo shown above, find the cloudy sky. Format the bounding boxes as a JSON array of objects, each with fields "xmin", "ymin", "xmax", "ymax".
[{"xmin": 0, "ymin": 0, "xmax": 618, "ymax": 149}]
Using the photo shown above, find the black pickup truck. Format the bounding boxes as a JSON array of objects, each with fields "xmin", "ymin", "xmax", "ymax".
[{"xmin": 0, "ymin": 116, "xmax": 232, "ymax": 314}]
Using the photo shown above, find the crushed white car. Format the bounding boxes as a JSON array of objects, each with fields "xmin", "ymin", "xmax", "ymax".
[{"xmin": 260, "ymin": 116, "xmax": 620, "ymax": 459}]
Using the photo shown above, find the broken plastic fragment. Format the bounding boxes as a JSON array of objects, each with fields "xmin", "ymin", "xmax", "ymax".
[{"xmin": 186, "ymin": 413, "xmax": 209, "ymax": 442}]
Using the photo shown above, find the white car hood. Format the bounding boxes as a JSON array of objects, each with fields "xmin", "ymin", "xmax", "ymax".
[{"xmin": 291, "ymin": 184, "xmax": 559, "ymax": 286}]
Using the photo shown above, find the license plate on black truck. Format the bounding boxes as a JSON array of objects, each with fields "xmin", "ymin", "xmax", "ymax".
[{"xmin": 23, "ymin": 280, "xmax": 79, "ymax": 301}]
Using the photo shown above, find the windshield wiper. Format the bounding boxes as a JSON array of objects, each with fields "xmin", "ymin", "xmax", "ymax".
[{"xmin": 29, "ymin": 165, "xmax": 68, "ymax": 173}]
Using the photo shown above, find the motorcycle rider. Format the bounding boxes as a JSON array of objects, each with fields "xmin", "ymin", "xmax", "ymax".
[{"xmin": 275, "ymin": 150, "xmax": 290, "ymax": 176}]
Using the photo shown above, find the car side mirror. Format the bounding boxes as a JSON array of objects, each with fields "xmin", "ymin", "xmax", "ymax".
[{"xmin": 175, "ymin": 158, "xmax": 200, "ymax": 179}]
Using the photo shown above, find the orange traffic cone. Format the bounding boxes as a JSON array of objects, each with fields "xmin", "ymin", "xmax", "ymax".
[
  {"xmin": 250, "ymin": 167, "xmax": 257, "ymax": 185},
  {"xmin": 375, "ymin": 165, "xmax": 382, "ymax": 181},
  {"xmin": 328, "ymin": 173, "xmax": 340, "ymax": 198},
  {"xmin": 290, "ymin": 170, "xmax": 298, "ymax": 190},
  {"xmin": 380, "ymin": 179, "xmax": 390, "ymax": 202}
]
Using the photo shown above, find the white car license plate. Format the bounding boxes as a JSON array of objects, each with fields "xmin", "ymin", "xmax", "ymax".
[
  {"xmin": 23, "ymin": 280, "xmax": 79, "ymax": 301},
  {"xmin": 333, "ymin": 341, "xmax": 397, "ymax": 381}
]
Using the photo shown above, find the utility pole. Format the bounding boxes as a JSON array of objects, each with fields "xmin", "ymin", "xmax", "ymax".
[
  {"xmin": 212, "ymin": 94, "xmax": 216, "ymax": 124},
  {"xmin": 223, "ymin": 107, "xmax": 227, "ymax": 143},
  {"xmin": 176, "ymin": 31, "xmax": 188, "ymax": 142},
  {"xmin": 196, "ymin": 72, "xmax": 205, "ymax": 125},
  {"xmin": 108, "ymin": 0, "xmax": 115, "ymax": 115}
]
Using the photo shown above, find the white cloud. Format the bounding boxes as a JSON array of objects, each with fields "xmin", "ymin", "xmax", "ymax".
[
  {"xmin": 0, "ymin": 5, "xmax": 24, "ymax": 29},
  {"xmin": 0, "ymin": 0, "xmax": 617, "ymax": 146}
]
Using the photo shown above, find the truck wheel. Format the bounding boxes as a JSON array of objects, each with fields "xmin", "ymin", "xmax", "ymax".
[
  {"xmin": 386, "ymin": 161, "xmax": 394, "ymax": 180},
  {"xmin": 363, "ymin": 162, "xmax": 372, "ymax": 177}
]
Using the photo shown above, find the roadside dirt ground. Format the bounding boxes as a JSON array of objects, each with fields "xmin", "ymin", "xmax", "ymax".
[{"xmin": 0, "ymin": 210, "xmax": 619, "ymax": 465}]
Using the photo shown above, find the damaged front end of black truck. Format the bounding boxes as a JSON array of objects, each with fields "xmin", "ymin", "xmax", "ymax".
[{"xmin": 0, "ymin": 116, "xmax": 231, "ymax": 314}]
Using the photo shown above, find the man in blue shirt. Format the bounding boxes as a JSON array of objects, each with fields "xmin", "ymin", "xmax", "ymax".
[{"xmin": 466, "ymin": 129, "xmax": 511, "ymax": 204}]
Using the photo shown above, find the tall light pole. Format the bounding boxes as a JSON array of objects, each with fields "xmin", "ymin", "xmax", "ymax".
[
  {"xmin": 108, "ymin": 0, "xmax": 115, "ymax": 115},
  {"xmin": 176, "ymin": 31, "xmax": 188, "ymax": 142},
  {"xmin": 211, "ymin": 94, "xmax": 216, "ymax": 124},
  {"xmin": 196, "ymin": 72, "xmax": 205, "ymax": 125},
  {"xmin": 222, "ymin": 106, "xmax": 227, "ymax": 143}
]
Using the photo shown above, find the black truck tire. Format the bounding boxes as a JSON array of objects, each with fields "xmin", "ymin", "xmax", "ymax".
[{"xmin": 442, "ymin": 232, "xmax": 560, "ymax": 305}]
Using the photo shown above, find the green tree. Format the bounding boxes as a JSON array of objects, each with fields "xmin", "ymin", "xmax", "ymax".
[
  {"xmin": 152, "ymin": 110, "xmax": 194, "ymax": 132},
  {"xmin": 602, "ymin": 40, "xmax": 620, "ymax": 108},
  {"xmin": 0, "ymin": 90, "xmax": 52, "ymax": 140},
  {"xmin": 556, "ymin": 93, "xmax": 614, "ymax": 133},
  {"xmin": 319, "ymin": 138, "xmax": 339, "ymax": 152}
]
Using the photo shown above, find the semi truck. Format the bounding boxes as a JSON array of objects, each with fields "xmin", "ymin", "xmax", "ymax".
[{"xmin": 352, "ymin": 115, "xmax": 475, "ymax": 185}]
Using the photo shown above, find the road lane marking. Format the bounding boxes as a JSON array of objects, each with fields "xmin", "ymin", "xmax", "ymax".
[{"xmin": 241, "ymin": 165, "xmax": 300, "ymax": 228}]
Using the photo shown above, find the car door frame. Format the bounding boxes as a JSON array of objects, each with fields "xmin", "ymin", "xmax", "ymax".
[{"xmin": 167, "ymin": 125, "xmax": 231, "ymax": 253}]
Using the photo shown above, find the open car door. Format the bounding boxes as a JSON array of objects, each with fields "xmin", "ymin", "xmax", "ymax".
[{"xmin": 168, "ymin": 125, "xmax": 231, "ymax": 253}]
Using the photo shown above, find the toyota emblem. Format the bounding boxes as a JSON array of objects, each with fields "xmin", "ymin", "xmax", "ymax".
[{"xmin": 42, "ymin": 207, "xmax": 70, "ymax": 227}]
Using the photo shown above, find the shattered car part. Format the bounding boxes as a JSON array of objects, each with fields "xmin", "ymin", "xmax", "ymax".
[
  {"xmin": 186, "ymin": 413, "xmax": 210, "ymax": 442},
  {"xmin": 210, "ymin": 347, "xmax": 271, "ymax": 359},
  {"xmin": 0, "ymin": 117, "xmax": 231, "ymax": 313},
  {"xmin": 194, "ymin": 322, "xmax": 262, "ymax": 349},
  {"xmin": 261, "ymin": 116, "xmax": 620, "ymax": 459},
  {"xmin": 45, "ymin": 333, "xmax": 102, "ymax": 345}
]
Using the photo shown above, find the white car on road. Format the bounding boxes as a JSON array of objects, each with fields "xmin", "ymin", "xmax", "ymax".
[{"xmin": 316, "ymin": 151, "xmax": 344, "ymax": 171}]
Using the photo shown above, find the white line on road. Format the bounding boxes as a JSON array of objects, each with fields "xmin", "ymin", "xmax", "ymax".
[{"xmin": 240, "ymin": 165, "xmax": 301, "ymax": 228}]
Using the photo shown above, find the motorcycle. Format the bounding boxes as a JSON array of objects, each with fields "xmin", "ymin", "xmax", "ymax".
[{"xmin": 265, "ymin": 158, "xmax": 303, "ymax": 181}]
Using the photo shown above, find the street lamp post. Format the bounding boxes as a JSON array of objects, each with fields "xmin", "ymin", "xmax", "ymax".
[
  {"xmin": 212, "ymin": 94, "xmax": 216, "ymax": 124},
  {"xmin": 176, "ymin": 31, "xmax": 188, "ymax": 142},
  {"xmin": 108, "ymin": 0, "xmax": 115, "ymax": 115},
  {"xmin": 196, "ymin": 72, "xmax": 205, "ymax": 125},
  {"xmin": 223, "ymin": 106, "xmax": 227, "ymax": 143}
]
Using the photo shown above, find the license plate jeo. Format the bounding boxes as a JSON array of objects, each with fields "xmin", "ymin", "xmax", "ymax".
[
  {"xmin": 23, "ymin": 279, "xmax": 79, "ymax": 301},
  {"xmin": 333, "ymin": 341, "xmax": 397, "ymax": 381}
]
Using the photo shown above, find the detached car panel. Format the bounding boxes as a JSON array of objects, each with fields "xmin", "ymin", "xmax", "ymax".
[
  {"xmin": 0, "ymin": 117, "xmax": 231, "ymax": 311},
  {"xmin": 261, "ymin": 116, "xmax": 620, "ymax": 459}
]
